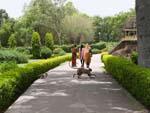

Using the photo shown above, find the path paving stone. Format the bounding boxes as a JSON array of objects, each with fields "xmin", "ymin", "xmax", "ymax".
[{"xmin": 5, "ymin": 55, "xmax": 149, "ymax": 113}]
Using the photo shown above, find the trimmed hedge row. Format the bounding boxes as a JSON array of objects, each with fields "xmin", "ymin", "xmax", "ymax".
[
  {"xmin": 0, "ymin": 54, "xmax": 71, "ymax": 112},
  {"xmin": 91, "ymin": 49, "xmax": 101, "ymax": 54},
  {"xmin": 54, "ymin": 45, "xmax": 72, "ymax": 53},
  {"xmin": 91, "ymin": 42, "xmax": 106, "ymax": 50},
  {"xmin": 0, "ymin": 50, "xmax": 28, "ymax": 64},
  {"xmin": 102, "ymin": 54, "xmax": 150, "ymax": 108},
  {"xmin": 54, "ymin": 43, "xmax": 107, "ymax": 53},
  {"xmin": 131, "ymin": 52, "xmax": 138, "ymax": 64}
]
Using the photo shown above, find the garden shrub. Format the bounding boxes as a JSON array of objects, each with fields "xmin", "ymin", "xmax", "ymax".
[
  {"xmin": 53, "ymin": 48, "xmax": 66, "ymax": 56},
  {"xmin": 16, "ymin": 47, "xmax": 30, "ymax": 55},
  {"xmin": 60, "ymin": 45, "xmax": 72, "ymax": 53},
  {"xmin": 8, "ymin": 34, "xmax": 17, "ymax": 48},
  {"xmin": 41, "ymin": 46, "xmax": 52, "ymax": 59},
  {"xmin": 0, "ymin": 54, "xmax": 71, "ymax": 112},
  {"xmin": 131, "ymin": 51, "xmax": 138, "ymax": 64},
  {"xmin": 100, "ymin": 48, "xmax": 108, "ymax": 53},
  {"xmin": 105, "ymin": 41, "xmax": 118, "ymax": 51},
  {"xmin": 54, "ymin": 45, "xmax": 72, "ymax": 53},
  {"xmin": 102, "ymin": 54, "xmax": 150, "ymax": 108},
  {"xmin": 0, "ymin": 50, "xmax": 28, "ymax": 63},
  {"xmin": 91, "ymin": 48, "xmax": 101, "ymax": 54},
  {"xmin": 53, "ymin": 45, "xmax": 60, "ymax": 49},
  {"xmin": 0, "ymin": 42, "xmax": 2, "ymax": 49},
  {"xmin": 45, "ymin": 33, "xmax": 54, "ymax": 50},
  {"xmin": 91, "ymin": 42, "xmax": 106, "ymax": 50},
  {"xmin": 0, "ymin": 62, "xmax": 18, "ymax": 73},
  {"xmin": 31, "ymin": 32, "xmax": 41, "ymax": 58}
]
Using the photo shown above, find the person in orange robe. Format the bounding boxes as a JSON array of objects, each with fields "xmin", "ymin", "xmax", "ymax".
[
  {"xmin": 71, "ymin": 44, "xmax": 77, "ymax": 67},
  {"xmin": 83, "ymin": 44, "xmax": 92, "ymax": 68}
]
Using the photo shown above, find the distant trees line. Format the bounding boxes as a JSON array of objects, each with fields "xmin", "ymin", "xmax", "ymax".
[
  {"xmin": 93, "ymin": 9, "xmax": 135, "ymax": 42},
  {"xmin": 0, "ymin": 0, "xmax": 135, "ymax": 47}
]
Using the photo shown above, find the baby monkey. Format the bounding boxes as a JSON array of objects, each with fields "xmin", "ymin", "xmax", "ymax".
[{"xmin": 39, "ymin": 72, "xmax": 48, "ymax": 79}]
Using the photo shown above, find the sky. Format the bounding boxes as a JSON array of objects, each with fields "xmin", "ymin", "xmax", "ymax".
[{"xmin": 0, "ymin": 0, "xmax": 135, "ymax": 18}]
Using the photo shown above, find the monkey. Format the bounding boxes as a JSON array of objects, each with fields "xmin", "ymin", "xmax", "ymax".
[
  {"xmin": 73, "ymin": 67, "xmax": 96, "ymax": 79},
  {"xmin": 68, "ymin": 61, "xmax": 96, "ymax": 79},
  {"xmin": 39, "ymin": 72, "xmax": 48, "ymax": 79}
]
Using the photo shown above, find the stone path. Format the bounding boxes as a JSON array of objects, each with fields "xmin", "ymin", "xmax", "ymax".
[{"xmin": 5, "ymin": 55, "xmax": 148, "ymax": 113}]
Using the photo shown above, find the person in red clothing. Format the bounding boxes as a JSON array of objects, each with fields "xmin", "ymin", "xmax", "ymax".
[{"xmin": 71, "ymin": 44, "xmax": 77, "ymax": 67}]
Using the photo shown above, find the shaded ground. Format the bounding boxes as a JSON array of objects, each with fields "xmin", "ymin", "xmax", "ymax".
[{"xmin": 5, "ymin": 55, "xmax": 148, "ymax": 113}]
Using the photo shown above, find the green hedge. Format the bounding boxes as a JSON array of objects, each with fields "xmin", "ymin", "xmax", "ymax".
[
  {"xmin": 0, "ymin": 54, "xmax": 71, "ymax": 112},
  {"xmin": 102, "ymin": 54, "xmax": 150, "ymax": 108},
  {"xmin": 60, "ymin": 45, "xmax": 72, "ymax": 53},
  {"xmin": 15, "ymin": 47, "xmax": 31, "ymax": 55},
  {"xmin": 0, "ymin": 62, "xmax": 18, "ymax": 73},
  {"xmin": 41, "ymin": 46, "xmax": 52, "ymax": 59},
  {"xmin": 54, "ymin": 45, "xmax": 72, "ymax": 53},
  {"xmin": 91, "ymin": 42, "xmax": 106, "ymax": 50},
  {"xmin": 0, "ymin": 50, "xmax": 28, "ymax": 64},
  {"xmin": 53, "ymin": 48, "xmax": 66, "ymax": 56},
  {"xmin": 131, "ymin": 52, "xmax": 138, "ymax": 64},
  {"xmin": 91, "ymin": 48, "xmax": 101, "ymax": 54}
]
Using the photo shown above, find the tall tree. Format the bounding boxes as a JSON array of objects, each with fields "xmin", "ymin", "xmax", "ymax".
[
  {"xmin": 0, "ymin": 9, "xmax": 8, "ymax": 27},
  {"xmin": 23, "ymin": 0, "xmax": 54, "ymax": 44},
  {"xmin": 0, "ymin": 19, "xmax": 15, "ymax": 46},
  {"xmin": 51, "ymin": 0, "xmax": 66, "ymax": 45},
  {"xmin": 62, "ymin": 14, "xmax": 94, "ymax": 44},
  {"xmin": 31, "ymin": 32, "xmax": 41, "ymax": 58},
  {"xmin": 64, "ymin": 1, "xmax": 78, "ymax": 16},
  {"xmin": 23, "ymin": 0, "xmax": 68, "ymax": 45},
  {"xmin": 45, "ymin": 32, "xmax": 54, "ymax": 50},
  {"xmin": 136, "ymin": 0, "xmax": 150, "ymax": 67},
  {"xmin": 93, "ymin": 10, "xmax": 135, "ymax": 42}
]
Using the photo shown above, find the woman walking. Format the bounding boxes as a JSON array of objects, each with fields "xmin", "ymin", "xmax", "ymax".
[
  {"xmin": 83, "ymin": 43, "xmax": 92, "ymax": 68},
  {"xmin": 79, "ymin": 44, "xmax": 84, "ymax": 67},
  {"xmin": 71, "ymin": 44, "xmax": 77, "ymax": 67}
]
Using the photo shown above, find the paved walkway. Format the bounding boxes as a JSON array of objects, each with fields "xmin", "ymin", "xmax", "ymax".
[{"xmin": 5, "ymin": 55, "xmax": 148, "ymax": 113}]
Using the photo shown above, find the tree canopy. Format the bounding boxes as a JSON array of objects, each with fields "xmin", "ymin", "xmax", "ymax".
[{"xmin": 0, "ymin": 1, "xmax": 136, "ymax": 47}]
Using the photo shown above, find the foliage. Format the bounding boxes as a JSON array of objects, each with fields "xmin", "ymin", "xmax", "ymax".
[
  {"xmin": 0, "ymin": 50, "xmax": 28, "ymax": 63},
  {"xmin": 0, "ymin": 62, "xmax": 18, "ymax": 73},
  {"xmin": 91, "ymin": 42, "xmax": 106, "ymax": 50},
  {"xmin": 0, "ymin": 54, "xmax": 71, "ymax": 112},
  {"xmin": 0, "ymin": 41, "xmax": 2, "ymax": 49},
  {"xmin": 31, "ymin": 32, "xmax": 41, "ymax": 58},
  {"xmin": 105, "ymin": 41, "xmax": 119, "ymax": 51},
  {"xmin": 59, "ymin": 45, "xmax": 72, "ymax": 53},
  {"xmin": 91, "ymin": 49, "xmax": 101, "ymax": 54},
  {"xmin": 13, "ymin": 21, "xmax": 33, "ymax": 46},
  {"xmin": 45, "ymin": 33, "xmax": 54, "ymax": 50},
  {"xmin": 0, "ymin": 9, "xmax": 8, "ymax": 27},
  {"xmin": 8, "ymin": 34, "xmax": 17, "ymax": 48},
  {"xmin": 131, "ymin": 51, "xmax": 138, "ymax": 64},
  {"xmin": 93, "ymin": 9, "xmax": 135, "ymax": 42},
  {"xmin": 53, "ymin": 48, "xmax": 66, "ymax": 56},
  {"xmin": 54, "ymin": 45, "xmax": 72, "ymax": 53},
  {"xmin": 23, "ymin": 0, "xmax": 68, "ymax": 45},
  {"xmin": 41, "ymin": 46, "xmax": 52, "ymax": 59},
  {"xmin": 62, "ymin": 14, "xmax": 94, "ymax": 44},
  {"xmin": 102, "ymin": 54, "xmax": 150, "ymax": 108},
  {"xmin": 15, "ymin": 47, "xmax": 30, "ymax": 55},
  {"xmin": 0, "ymin": 19, "xmax": 15, "ymax": 46},
  {"xmin": 64, "ymin": 1, "xmax": 78, "ymax": 16}
]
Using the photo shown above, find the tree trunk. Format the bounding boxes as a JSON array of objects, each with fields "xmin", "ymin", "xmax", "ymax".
[
  {"xmin": 136, "ymin": 0, "xmax": 150, "ymax": 67},
  {"xmin": 57, "ymin": 32, "xmax": 62, "ymax": 45}
]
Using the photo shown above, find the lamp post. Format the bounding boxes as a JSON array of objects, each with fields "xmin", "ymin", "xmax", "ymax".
[{"xmin": 98, "ymin": 32, "xmax": 101, "ymax": 41}]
